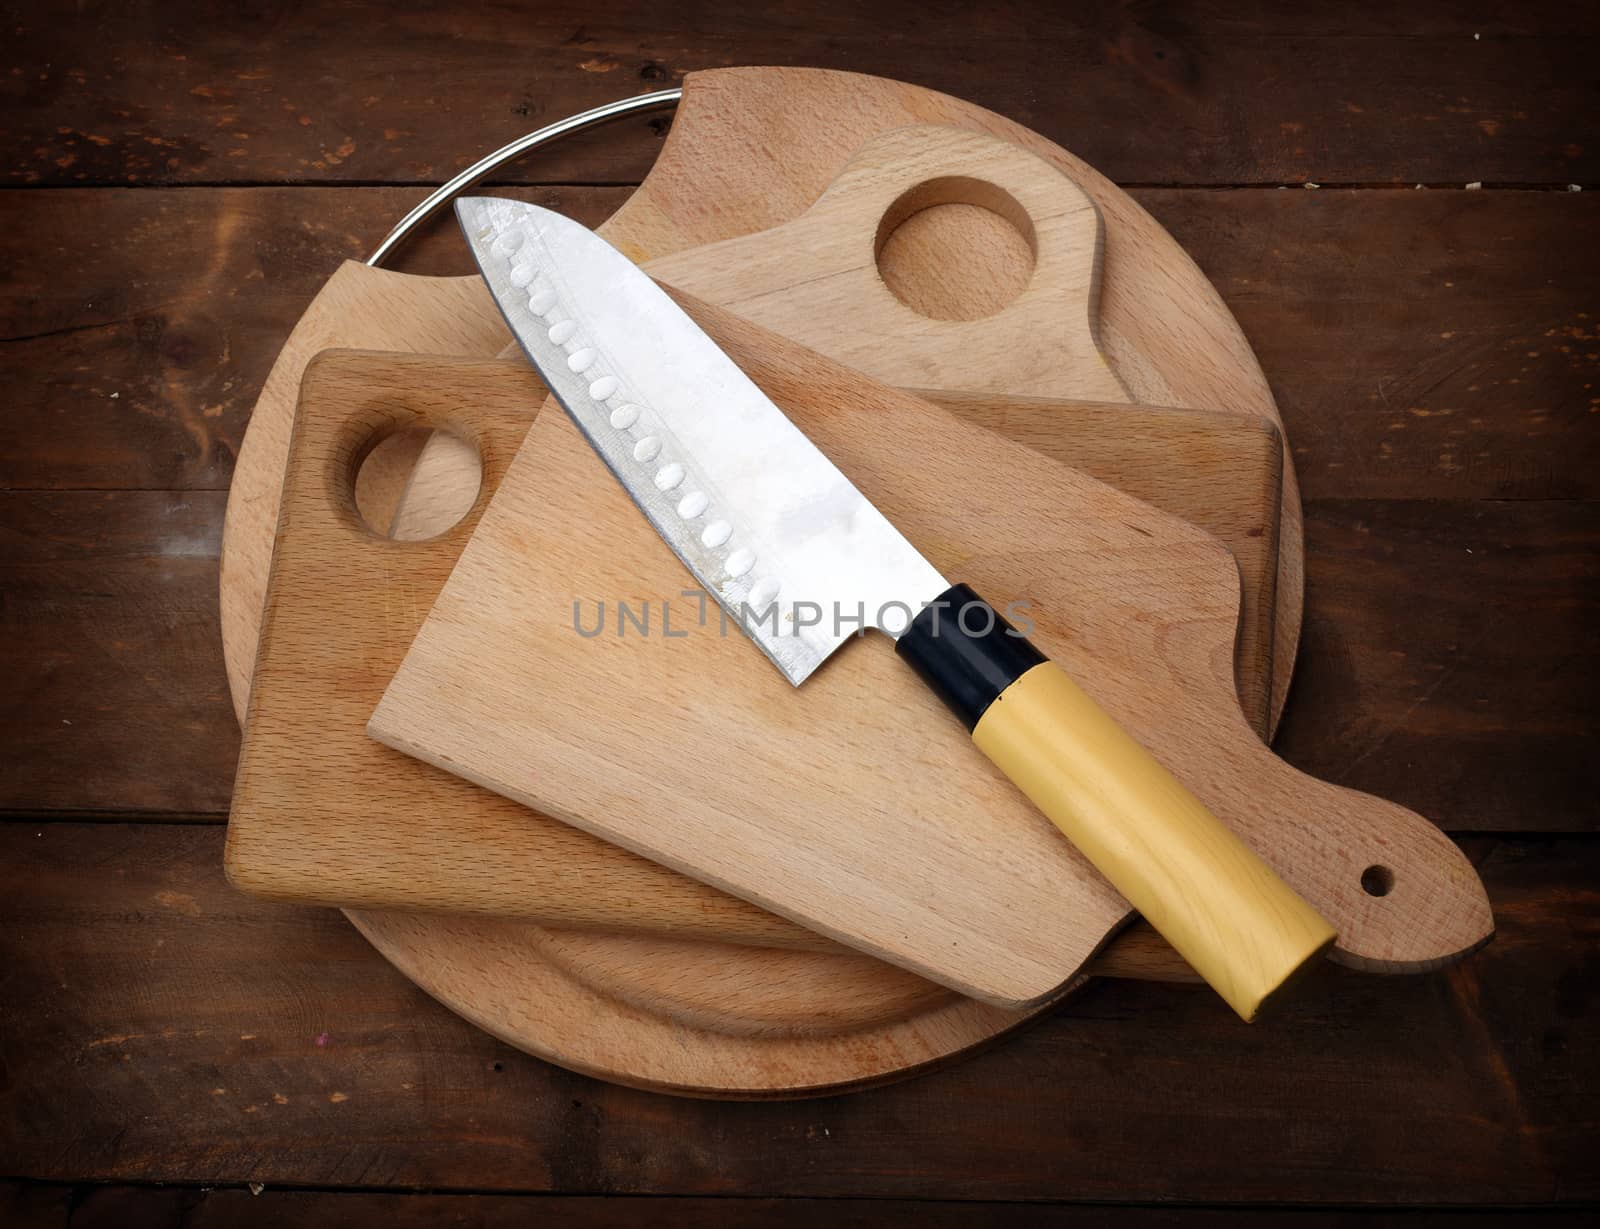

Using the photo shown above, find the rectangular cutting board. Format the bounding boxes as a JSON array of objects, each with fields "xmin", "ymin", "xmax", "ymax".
[
  {"xmin": 369, "ymin": 293, "xmax": 1294, "ymax": 1008},
  {"xmin": 226, "ymin": 348, "xmax": 1281, "ymax": 968}
]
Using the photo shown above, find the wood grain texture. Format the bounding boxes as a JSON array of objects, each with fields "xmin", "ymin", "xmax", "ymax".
[
  {"xmin": 218, "ymin": 67, "xmax": 1304, "ymax": 734},
  {"xmin": 370, "ymin": 304, "xmax": 1490, "ymax": 1003},
  {"xmin": 8, "ymin": 1, "xmax": 1595, "ymax": 188},
  {"xmin": 0, "ymin": 185, "xmax": 628, "ymax": 493},
  {"xmin": 7, "ymin": 189, "xmax": 1590, "ymax": 829},
  {"xmin": 221, "ymin": 348, "xmax": 1251, "ymax": 1091},
  {"xmin": 226, "ymin": 351, "xmax": 1281, "ymax": 934},
  {"xmin": 1193, "ymin": 189, "xmax": 1600, "ymax": 505},
  {"xmin": 217, "ymin": 246, "xmax": 1278, "ymax": 728},
  {"xmin": 11, "ymin": 493, "xmax": 1588, "ymax": 832},
  {"xmin": 1276, "ymin": 498, "xmax": 1600, "ymax": 830},
  {"xmin": 345, "ymin": 910, "xmax": 1037, "ymax": 1097},
  {"xmin": 349, "ymin": 898, "xmax": 1189, "ymax": 1097},
  {"xmin": 0, "ymin": 824, "xmax": 1591, "ymax": 1203},
  {"xmin": 641, "ymin": 124, "xmax": 1131, "ymax": 402},
  {"xmin": 593, "ymin": 67, "xmax": 1306, "ymax": 722},
  {"xmin": 215, "ymin": 262, "xmax": 511, "ymax": 712},
  {"xmin": 225, "ymin": 353, "xmax": 801, "ymax": 946},
  {"xmin": 0, "ymin": 491, "xmax": 238, "ymax": 816},
  {"xmin": 1, "ymin": 2, "xmax": 1594, "ymax": 1210},
  {"xmin": 228, "ymin": 349, "xmax": 1252, "ymax": 1091},
  {"xmin": 223, "ymin": 353, "xmax": 1273, "ymax": 1092},
  {"xmin": 923, "ymin": 390, "xmax": 1281, "ymax": 725},
  {"xmin": 5, "ymin": 186, "xmax": 1592, "ymax": 506},
  {"xmin": 215, "ymin": 67, "xmax": 1317, "ymax": 1082}
]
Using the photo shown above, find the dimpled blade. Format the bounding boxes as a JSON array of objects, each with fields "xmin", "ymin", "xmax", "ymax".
[{"xmin": 457, "ymin": 196, "xmax": 948, "ymax": 685}]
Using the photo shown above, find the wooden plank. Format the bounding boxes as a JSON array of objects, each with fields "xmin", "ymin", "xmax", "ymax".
[
  {"xmin": 0, "ymin": 824, "xmax": 1593, "ymax": 1203},
  {"xmin": 3, "ymin": 190, "xmax": 1592, "ymax": 828},
  {"xmin": 362, "ymin": 325, "xmax": 1476, "ymax": 1000},
  {"xmin": 1276, "ymin": 498, "xmax": 1600, "ymax": 832},
  {"xmin": 4, "ymin": 188, "xmax": 1593, "ymax": 502},
  {"xmin": 1140, "ymin": 189, "xmax": 1600, "ymax": 503},
  {"xmin": 0, "ymin": 491, "xmax": 237, "ymax": 815},
  {"xmin": 226, "ymin": 351, "xmax": 1287, "ymax": 959},
  {"xmin": 0, "ymin": 187, "xmax": 629, "ymax": 492},
  {"xmin": 9, "ymin": 1183, "xmax": 1600, "ymax": 1228},
  {"xmin": 6, "ymin": 8, "xmax": 1597, "ymax": 189},
  {"xmin": 4, "ymin": 494, "xmax": 1589, "ymax": 830}
]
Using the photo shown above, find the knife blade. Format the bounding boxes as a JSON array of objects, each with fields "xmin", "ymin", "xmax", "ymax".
[
  {"xmin": 459, "ymin": 196, "xmax": 1336, "ymax": 1021},
  {"xmin": 459, "ymin": 195, "xmax": 945, "ymax": 686}
]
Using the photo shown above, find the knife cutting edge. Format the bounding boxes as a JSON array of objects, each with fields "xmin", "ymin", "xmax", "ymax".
[{"xmin": 457, "ymin": 196, "xmax": 1337, "ymax": 1021}]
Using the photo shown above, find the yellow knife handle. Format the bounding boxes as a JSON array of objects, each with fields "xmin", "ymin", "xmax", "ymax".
[{"xmin": 896, "ymin": 584, "xmax": 1336, "ymax": 1021}]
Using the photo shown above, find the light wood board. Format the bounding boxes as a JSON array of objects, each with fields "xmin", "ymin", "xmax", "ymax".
[
  {"xmin": 370, "ymin": 299, "xmax": 1492, "ymax": 1008},
  {"xmin": 643, "ymin": 125, "xmax": 1132, "ymax": 400},
  {"xmin": 225, "ymin": 351, "xmax": 1283, "ymax": 951},
  {"xmin": 347, "ymin": 909, "xmax": 1032, "ymax": 1099},
  {"xmin": 221, "ymin": 66, "xmax": 1305, "ymax": 732},
  {"xmin": 631, "ymin": 122, "xmax": 1255, "ymax": 729},
  {"xmin": 215, "ymin": 66, "xmax": 1355, "ymax": 1092},
  {"xmin": 603, "ymin": 68, "xmax": 1305, "ymax": 726},
  {"xmin": 229, "ymin": 350, "xmax": 1200, "ymax": 1102}
]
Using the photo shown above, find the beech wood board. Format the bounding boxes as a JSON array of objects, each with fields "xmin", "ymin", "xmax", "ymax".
[
  {"xmin": 227, "ymin": 351, "xmax": 1204, "ymax": 1096},
  {"xmin": 579, "ymin": 71, "xmax": 1306, "ymax": 724},
  {"xmin": 217, "ymin": 66, "xmax": 1341, "ymax": 1092},
  {"xmin": 221, "ymin": 66, "xmax": 1306, "ymax": 733},
  {"xmin": 370, "ymin": 299, "xmax": 1491, "ymax": 1008},
  {"xmin": 225, "ymin": 351, "xmax": 1283, "ymax": 953},
  {"xmin": 225, "ymin": 118, "xmax": 1292, "ymax": 941}
]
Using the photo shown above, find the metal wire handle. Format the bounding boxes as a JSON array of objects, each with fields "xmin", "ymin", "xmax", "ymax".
[{"xmin": 366, "ymin": 88, "xmax": 684, "ymax": 268}]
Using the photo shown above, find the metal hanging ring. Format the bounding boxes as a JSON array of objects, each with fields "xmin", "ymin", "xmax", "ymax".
[{"xmin": 366, "ymin": 88, "xmax": 684, "ymax": 268}]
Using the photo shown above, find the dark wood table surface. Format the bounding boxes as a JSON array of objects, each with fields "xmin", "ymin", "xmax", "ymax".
[{"xmin": 3, "ymin": 3, "xmax": 1596, "ymax": 1224}]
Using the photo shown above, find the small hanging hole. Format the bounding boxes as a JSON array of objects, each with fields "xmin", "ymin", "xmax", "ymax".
[{"xmin": 1360, "ymin": 865, "xmax": 1395, "ymax": 898}]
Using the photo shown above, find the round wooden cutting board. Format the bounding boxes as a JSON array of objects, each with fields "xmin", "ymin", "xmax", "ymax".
[{"xmin": 221, "ymin": 67, "xmax": 1299, "ymax": 1096}]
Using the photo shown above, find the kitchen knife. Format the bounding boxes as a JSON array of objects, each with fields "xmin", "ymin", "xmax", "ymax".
[{"xmin": 458, "ymin": 197, "xmax": 1336, "ymax": 1021}]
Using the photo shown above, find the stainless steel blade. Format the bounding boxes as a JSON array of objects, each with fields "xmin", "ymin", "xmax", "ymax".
[{"xmin": 458, "ymin": 197, "xmax": 949, "ymax": 685}]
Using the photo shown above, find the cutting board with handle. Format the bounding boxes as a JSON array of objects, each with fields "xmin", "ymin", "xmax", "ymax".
[
  {"xmin": 227, "ymin": 348, "xmax": 1280, "ymax": 976},
  {"xmin": 226, "ymin": 119, "xmax": 1289, "ymax": 947},
  {"xmin": 230, "ymin": 348, "xmax": 1201, "ymax": 1099},
  {"xmin": 219, "ymin": 66, "xmax": 1478, "ymax": 1091},
  {"xmin": 369, "ymin": 293, "xmax": 1492, "ymax": 1008},
  {"xmin": 225, "ymin": 350, "xmax": 1283, "ymax": 954},
  {"xmin": 221, "ymin": 70, "xmax": 1306, "ymax": 737}
]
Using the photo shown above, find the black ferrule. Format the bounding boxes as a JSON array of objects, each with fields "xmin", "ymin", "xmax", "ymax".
[{"xmin": 894, "ymin": 583, "xmax": 1046, "ymax": 731}]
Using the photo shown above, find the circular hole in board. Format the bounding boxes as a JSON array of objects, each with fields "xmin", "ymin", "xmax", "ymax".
[
  {"xmin": 874, "ymin": 176, "xmax": 1038, "ymax": 322},
  {"xmin": 353, "ymin": 426, "xmax": 482, "ymax": 541},
  {"xmin": 1360, "ymin": 864, "xmax": 1396, "ymax": 898}
]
